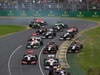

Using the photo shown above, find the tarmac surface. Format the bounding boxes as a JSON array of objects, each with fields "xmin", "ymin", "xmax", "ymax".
[{"xmin": 0, "ymin": 17, "xmax": 97, "ymax": 75}]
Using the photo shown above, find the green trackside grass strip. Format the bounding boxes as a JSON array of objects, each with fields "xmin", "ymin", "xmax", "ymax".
[
  {"xmin": 57, "ymin": 25, "xmax": 100, "ymax": 75},
  {"xmin": 77, "ymin": 17, "xmax": 100, "ymax": 22},
  {"xmin": 77, "ymin": 26, "xmax": 100, "ymax": 75},
  {"xmin": 63, "ymin": 17, "xmax": 100, "ymax": 22},
  {"xmin": 0, "ymin": 25, "xmax": 27, "ymax": 37},
  {"xmin": 66, "ymin": 23, "xmax": 100, "ymax": 75}
]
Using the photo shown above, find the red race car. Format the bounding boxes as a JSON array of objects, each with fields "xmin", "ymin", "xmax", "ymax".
[
  {"xmin": 33, "ymin": 18, "xmax": 47, "ymax": 25},
  {"xmin": 21, "ymin": 50, "xmax": 38, "ymax": 65},
  {"xmin": 67, "ymin": 27, "xmax": 78, "ymax": 34}
]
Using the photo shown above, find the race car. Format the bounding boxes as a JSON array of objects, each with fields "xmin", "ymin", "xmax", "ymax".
[
  {"xmin": 43, "ymin": 42, "xmax": 58, "ymax": 54},
  {"xmin": 33, "ymin": 18, "xmax": 47, "ymax": 25},
  {"xmin": 59, "ymin": 32, "xmax": 74, "ymax": 40},
  {"xmin": 44, "ymin": 55, "xmax": 59, "ymax": 70},
  {"xmin": 29, "ymin": 22, "xmax": 41, "ymax": 29},
  {"xmin": 55, "ymin": 69, "xmax": 66, "ymax": 75},
  {"xmin": 26, "ymin": 35, "xmax": 43, "ymax": 49},
  {"xmin": 55, "ymin": 21, "xmax": 68, "ymax": 28},
  {"xmin": 67, "ymin": 40, "xmax": 83, "ymax": 53},
  {"xmin": 67, "ymin": 27, "xmax": 78, "ymax": 34},
  {"xmin": 42, "ymin": 29, "xmax": 56, "ymax": 39},
  {"xmin": 54, "ymin": 66, "xmax": 66, "ymax": 75},
  {"xmin": 28, "ymin": 33, "xmax": 41, "ymax": 42},
  {"xmin": 21, "ymin": 50, "xmax": 38, "ymax": 65},
  {"xmin": 36, "ymin": 26, "xmax": 47, "ymax": 35},
  {"xmin": 52, "ymin": 24, "xmax": 63, "ymax": 32}
]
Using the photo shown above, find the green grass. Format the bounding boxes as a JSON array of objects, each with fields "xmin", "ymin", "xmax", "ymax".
[
  {"xmin": 77, "ymin": 17, "xmax": 100, "ymax": 22},
  {"xmin": 0, "ymin": 25, "xmax": 27, "ymax": 36},
  {"xmin": 65, "ymin": 17, "xmax": 100, "ymax": 22},
  {"xmin": 77, "ymin": 26, "xmax": 100, "ymax": 75}
]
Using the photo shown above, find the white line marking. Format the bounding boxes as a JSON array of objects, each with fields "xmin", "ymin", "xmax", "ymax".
[
  {"xmin": 8, "ymin": 45, "xmax": 23, "ymax": 75},
  {"xmin": 38, "ymin": 35, "xmax": 62, "ymax": 75},
  {"xmin": 38, "ymin": 46, "xmax": 45, "ymax": 75}
]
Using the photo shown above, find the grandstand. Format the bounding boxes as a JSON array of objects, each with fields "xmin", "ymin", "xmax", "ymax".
[{"xmin": 0, "ymin": 0, "xmax": 100, "ymax": 11}]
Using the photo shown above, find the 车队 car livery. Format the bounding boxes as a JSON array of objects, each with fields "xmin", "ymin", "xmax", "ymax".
[
  {"xmin": 52, "ymin": 24, "xmax": 63, "ymax": 32},
  {"xmin": 43, "ymin": 42, "xmax": 58, "ymax": 54},
  {"xmin": 29, "ymin": 22, "xmax": 41, "ymax": 29},
  {"xmin": 55, "ymin": 21, "xmax": 68, "ymax": 28},
  {"xmin": 43, "ymin": 55, "xmax": 59, "ymax": 70},
  {"xmin": 36, "ymin": 26, "xmax": 47, "ymax": 35},
  {"xmin": 32, "ymin": 18, "xmax": 47, "ymax": 25},
  {"xmin": 59, "ymin": 32, "xmax": 75, "ymax": 40},
  {"xmin": 67, "ymin": 40, "xmax": 83, "ymax": 53},
  {"xmin": 66, "ymin": 27, "xmax": 78, "ymax": 34},
  {"xmin": 42, "ymin": 28, "xmax": 56, "ymax": 39},
  {"xmin": 21, "ymin": 50, "xmax": 38, "ymax": 65},
  {"xmin": 26, "ymin": 33, "xmax": 43, "ymax": 49},
  {"xmin": 54, "ymin": 65, "xmax": 66, "ymax": 75}
]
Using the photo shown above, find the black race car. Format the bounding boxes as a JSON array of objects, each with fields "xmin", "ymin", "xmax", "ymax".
[
  {"xmin": 42, "ymin": 29, "xmax": 56, "ymax": 39},
  {"xmin": 29, "ymin": 22, "xmax": 41, "ymax": 29},
  {"xmin": 43, "ymin": 42, "xmax": 58, "ymax": 54},
  {"xmin": 44, "ymin": 58, "xmax": 59, "ymax": 70},
  {"xmin": 52, "ymin": 25, "xmax": 63, "ymax": 32},
  {"xmin": 21, "ymin": 50, "xmax": 38, "ymax": 65},
  {"xmin": 59, "ymin": 32, "xmax": 74, "ymax": 40},
  {"xmin": 36, "ymin": 26, "xmax": 47, "ymax": 35},
  {"xmin": 55, "ymin": 21, "xmax": 68, "ymax": 28},
  {"xmin": 67, "ymin": 40, "xmax": 83, "ymax": 53}
]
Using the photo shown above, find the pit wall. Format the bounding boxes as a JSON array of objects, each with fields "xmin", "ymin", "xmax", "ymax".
[{"xmin": 0, "ymin": 10, "xmax": 100, "ymax": 17}]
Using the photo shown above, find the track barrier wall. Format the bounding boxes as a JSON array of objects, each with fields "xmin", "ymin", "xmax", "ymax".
[{"xmin": 0, "ymin": 10, "xmax": 100, "ymax": 17}]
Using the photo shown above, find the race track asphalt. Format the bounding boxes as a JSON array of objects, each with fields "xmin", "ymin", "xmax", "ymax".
[{"xmin": 0, "ymin": 17, "xmax": 97, "ymax": 75}]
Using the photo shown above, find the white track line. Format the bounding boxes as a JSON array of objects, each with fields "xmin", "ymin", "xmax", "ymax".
[
  {"xmin": 38, "ymin": 36, "xmax": 61, "ymax": 75},
  {"xmin": 8, "ymin": 45, "xmax": 23, "ymax": 75},
  {"xmin": 38, "ymin": 46, "xmax": 45, "ymax": 75}
]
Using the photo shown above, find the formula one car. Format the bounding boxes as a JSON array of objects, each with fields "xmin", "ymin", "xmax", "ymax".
[
  {"xmin": 42, "ymin": 29, "xmax": 56, "ymax": 39},
  {"xmin": 21, "ymin": 50, "xmax": 38, "ymax": 65},
  {"xmin": 29, "ymin": 22, "xmax": 41, "ymax": 29},
  {"xmin": 26, "ymin": 40, "xmax": 43, "ymax": 49},
  {"xmin": 67, "ymin": 40, "xmax": 83, "ymax": 53},
  {"xmin": 55, "ymin": 21, "xmax": 68, "ymax": 28},
  {"xmin": 52, "ymin": 24, "xmax": 63, "ymax": 32},
  {"xmin": 55, "ymin": 66, "xmax": 66, "ymax": 75},
  {"xmin": 59, "ymin": 32, "xmax": 74, "ymax": 40},
  {"xmin": 36, "ymin": 26, "xmax": 47, "ymax": 35},
  {"xmin": 67, "ymin": 27, "xmax": 78, "ymax": 34},
  {"xmin": 43, "ymin": 42, "xmax": 58, "ymax": 54},
  {"xmin": 26, "ymin": 34, "xmax": 43, "ymax": 49},
  {"xmin": 44, "ymin": 55, "xmax": 59, "ymax": 70},
  {"xmin": 28, "ymin": 33, "xmax": 40, "ymax": 42},
  {"xmin": 33, "ymin": 18, "xmax": 47, "ymax": 26}
]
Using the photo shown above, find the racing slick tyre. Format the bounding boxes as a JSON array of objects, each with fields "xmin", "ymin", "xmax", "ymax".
[
  {"xmin": 56, "ymin": 46, "xmax": 58, "ymax": 50},
  {"xmin": 29, "ymin": 24, "xmax": 32, "ymax": 28},
  {"xmin": 40, "ymin": 41, "xmax": 43, "ymax": 45},
  {"xmin": 54, "ymin": 33, "xmax": 56, "ymax": 36}
]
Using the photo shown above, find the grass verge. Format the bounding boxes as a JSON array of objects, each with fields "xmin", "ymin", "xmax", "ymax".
[
  {"xmin": 77, "ymin": 17, "xmax": 100, "ymax": 22},
  {"xmin": 77, "ymin": 26, "xmax": 100, "ymax": 75},
  {"xmin": 0, "ymin": 25, "xmax": 27, "ymax": 36},
  {"xmin": 66, "ymin": 17, "xmax": 100, "ymax": 22}
]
